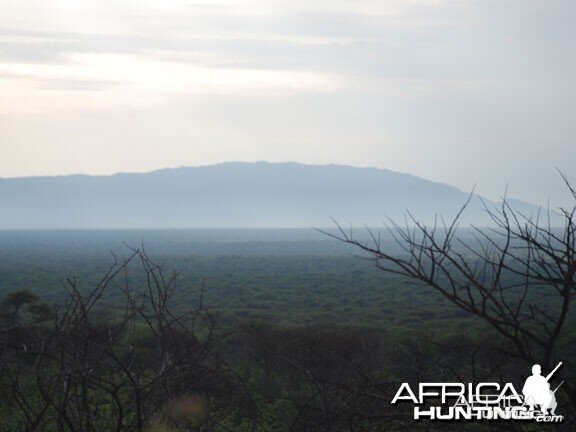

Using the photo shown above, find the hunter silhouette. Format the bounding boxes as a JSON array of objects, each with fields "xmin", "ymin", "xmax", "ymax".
[{"xmin": 522, "ymin": 363, "xmax": 562, "ymax": 414}]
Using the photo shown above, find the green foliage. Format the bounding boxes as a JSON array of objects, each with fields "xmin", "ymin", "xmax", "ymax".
[
  {"xmin": 0, "ymin": 289, "xmax": 54, "ymax": 326},
  {"xmin": 0, "ymin": 233, "xmax": 575, "ymax": 430},
  {"xmin": 1, "ymin": 289, "xmax": 38, "ymax": 317},
  {"xmin": 0, "ymin": 248, "xmax": 485, "ymax": 335},
  {"xmin": 28, "ymin": 302, "xmax": 54, "ymax": 322}
]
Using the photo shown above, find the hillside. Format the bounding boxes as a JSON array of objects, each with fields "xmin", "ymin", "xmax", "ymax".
[{"xmin": 0, "ymin": 162, "xmax": 541, "ymax": 228}]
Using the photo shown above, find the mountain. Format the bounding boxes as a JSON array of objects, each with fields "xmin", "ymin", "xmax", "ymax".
[{"xmin": 0, "ymin": 162, "xmax": 545, "ymax": 229}]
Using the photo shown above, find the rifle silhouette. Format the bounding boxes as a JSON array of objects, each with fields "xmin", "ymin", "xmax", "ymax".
[
  {"xmin": 545, "ymin": 362, "xmax": 563, "ymax": 382},
  {"xmin": 552, "ymin": 381, "xmax": 564, "ymax": 393}
]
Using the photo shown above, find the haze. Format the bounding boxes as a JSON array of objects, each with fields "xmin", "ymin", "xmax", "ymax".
[{"xmin": 1, "ymin": 0, "xmax": 575, "ymax": 207}]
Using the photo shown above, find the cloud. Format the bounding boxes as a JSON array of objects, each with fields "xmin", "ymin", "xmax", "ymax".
[
  {"xmin": 0, "ymin": 51, "xmax": 343, "ymax": 114},
  {"xmin": 1, "ymin": 0, "xmax": 576, "ymax": 207}
]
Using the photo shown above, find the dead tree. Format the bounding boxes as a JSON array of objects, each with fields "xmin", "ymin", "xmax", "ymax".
[
  {"xmin": 323, "ymin": 176, "xmax": 576, "ymax": 412},
  {"xmin": 0, "ymin": 247, "xmax": 236, "ymax": 432}
]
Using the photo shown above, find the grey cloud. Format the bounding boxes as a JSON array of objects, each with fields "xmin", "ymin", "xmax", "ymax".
[
  {"xmin": 1, "ymin": 0, "xmax": 575, "ymax": 208},
  {"xmin": 1, "ymin": 0, "xmax": 575, "ymax": 83},
  {"xmin": 0, "ymin": 69, "xmax": 120, "ymax": 91}
]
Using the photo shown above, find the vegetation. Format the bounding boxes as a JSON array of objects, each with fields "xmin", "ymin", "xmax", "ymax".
[
  {"xmin": 0, "ymin": 244, "xmax": 481, "ymax": 335},
  {"xmin": 2, "ymin": 187, "xmax": 576, "ymax": 429}
]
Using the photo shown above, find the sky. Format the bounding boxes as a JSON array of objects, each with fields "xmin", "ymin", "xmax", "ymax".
[{"xmin": 0, "ymin": 0, "xmax": 575, "ymax": 208}]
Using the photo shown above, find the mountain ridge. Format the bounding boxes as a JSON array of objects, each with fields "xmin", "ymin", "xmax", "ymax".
[{"xmin": 0, "ymin": 162, "xmax": 544, "ymax": 229}]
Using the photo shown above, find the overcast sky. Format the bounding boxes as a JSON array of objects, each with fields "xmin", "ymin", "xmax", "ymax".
[{"xmin": 1, "ymin": 0, "xmax": 575, "ymax": 207}]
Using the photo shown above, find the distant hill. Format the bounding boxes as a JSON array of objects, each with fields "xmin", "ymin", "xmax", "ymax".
[{"xmin": 0, "ymin": 162, "xmax": 546, "ymax": 229}]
